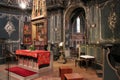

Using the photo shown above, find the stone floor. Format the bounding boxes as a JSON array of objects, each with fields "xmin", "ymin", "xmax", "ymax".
[{"xmin": 0, "ymin": 59, "xmax": 102, "ymax": 80}]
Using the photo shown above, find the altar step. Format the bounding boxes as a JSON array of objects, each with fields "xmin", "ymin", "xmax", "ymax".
[
  {"xmin": 0, "ymin": 57, "xmax": 6, "ymax": 64},
  {"xmin": 4, "ymin": 66, "xmax": 39, "ymax": 80},
  {"xmin": 0, "ymin": 56, "xmax": 17, "ymax": 64}
]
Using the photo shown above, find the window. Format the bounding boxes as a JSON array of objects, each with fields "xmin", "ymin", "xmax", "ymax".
[{"xmin": 76, "ymin": 16, "xmax": 80, "ymax": 33}]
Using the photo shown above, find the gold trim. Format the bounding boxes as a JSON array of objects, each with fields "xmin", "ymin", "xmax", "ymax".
[
  {"xmin": 108, "ymin": 12, "xmax": 117, "ymax": 31},
  {"xmin": 99, "ymin": 2, "xmax": 117, "ymax": 43}
]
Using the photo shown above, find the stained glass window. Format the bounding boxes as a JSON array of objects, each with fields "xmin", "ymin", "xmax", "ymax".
[{"xmin": 76, "ymin": 16, "xmax": 80, "ymax": 33}]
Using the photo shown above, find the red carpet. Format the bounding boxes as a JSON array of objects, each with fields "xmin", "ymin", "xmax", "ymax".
[{"xmin": 6, "ymin": 67, "xmax": 36, "ymax": 77}]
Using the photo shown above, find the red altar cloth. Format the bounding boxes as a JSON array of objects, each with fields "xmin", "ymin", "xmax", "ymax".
[{"xmin": 16, "ymin": 50, "xmax": 50, "ymax": 66}]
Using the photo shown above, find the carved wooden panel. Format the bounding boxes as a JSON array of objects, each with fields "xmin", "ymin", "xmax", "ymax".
[{"xmin": 32, "ymin": 0, "xmax": 46, "ymax": 19}]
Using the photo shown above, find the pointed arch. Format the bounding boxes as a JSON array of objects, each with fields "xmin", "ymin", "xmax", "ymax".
[{"xmin": 63, "ymin": 4, "xmax": 87, "ymax": 48}]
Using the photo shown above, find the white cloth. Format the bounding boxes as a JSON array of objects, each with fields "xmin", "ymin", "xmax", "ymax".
[{"xmin": 80, "ymin": 55, "xmax": 95, "ymax": 59}]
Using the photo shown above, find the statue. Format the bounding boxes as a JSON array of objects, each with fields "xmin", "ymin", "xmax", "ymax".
[{"xmin": 58, "ymin": 42, "xmax": 67, "ymax": 64}]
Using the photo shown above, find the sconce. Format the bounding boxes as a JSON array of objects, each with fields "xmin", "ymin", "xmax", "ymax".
[
  {"xmin": 59, "ymin": 42, "xmax": 64, "ymax": 47},
  {"xmin": 91, "ymin": 23, "xmax": 96, "ymax": 28},
  {"xmin": 54, "ymin": 28, "xmax": 58, "ymax": 31},
  {"xmin": 97, "ymin": 41, "xmax": 99, "ymax": 44}
]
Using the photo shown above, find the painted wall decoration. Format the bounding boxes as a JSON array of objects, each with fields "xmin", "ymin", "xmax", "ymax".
[
  {"xmin": 100, "ymin": 0, "xmax": 120, "ymax": 43},
  {"xmin": 36, "ymin": 23, "xmax": 45, "ymax": 42},
  {"xmin": 0, "ymin": 13, "xmax": 19, "ymax": 40},
  {"xmin": 4, "ymin": 20, "xmax": 16, "ymax": 37},
  {"xmin": 23, "ymin": 22, "xmax": 32, "ymax": 45}
]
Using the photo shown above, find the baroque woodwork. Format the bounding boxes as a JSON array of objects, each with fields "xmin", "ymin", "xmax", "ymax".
[
  {"xmin": 0, "ymin": 0, "xmax": 120, "ymax": 79},
  {"xmin": 31, "ymin": 0, "xmax": 47, "ymax": 49}
]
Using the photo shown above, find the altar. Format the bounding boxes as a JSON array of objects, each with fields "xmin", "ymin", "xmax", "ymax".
[{"xmin": 16, "ymin": 50, "xmax": 51, "ymax": 70}]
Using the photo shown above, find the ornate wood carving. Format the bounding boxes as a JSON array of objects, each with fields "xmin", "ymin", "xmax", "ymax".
[
  {"xmin": 32, "ymin": 0, "xmax": 47, "ymax": 19},
  {"xmin": 108, "ymin": 4, "xmax": 117, "ymax": 34}
]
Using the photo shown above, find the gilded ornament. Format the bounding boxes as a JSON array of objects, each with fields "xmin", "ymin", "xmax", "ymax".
[{"xmin": 108, "ymin": 12, "xmax": 117, "ymax": 31}]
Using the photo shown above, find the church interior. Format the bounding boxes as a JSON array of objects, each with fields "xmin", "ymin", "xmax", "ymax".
[{"xmin": 0, "ymin": 0, "xmax": 120, "ymax": 80}]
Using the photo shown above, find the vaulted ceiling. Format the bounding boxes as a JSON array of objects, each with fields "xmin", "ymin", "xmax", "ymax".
[
  {"xmin": 0, "ymin": 0, "xmax": 109, "ymax": 11},
  {"xmin": 0, "ymin": 0, "xmax": 32, "ymax": 9}
]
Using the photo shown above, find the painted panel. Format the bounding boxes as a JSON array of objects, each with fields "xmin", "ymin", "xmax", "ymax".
[
  {"xmin": 80, "ymin": 45, "xmax": 86, "ymax": 54},
  {"xmin": 100, "ymin": 0, "xmax": 120, "ymax": 43},
  {"xmin": 87, "ymin": 6, "xmax": 100, "ymax": 44},
  {"xmin": 87, "ymin": 46, "xmax": 94, "ymax": 56},
  {"xmin": 96, "ymin": 46, "xmax": 103, "ymax": 64},
  {"xmin": 23, "ymin": 22, "xmax": 32, "ymax": 45},
  {"xmin": 100, "ymin": 2, "xmax": 113, "ymax": 40},
  {"xmin": 0, "ymin": 13, "xmax": 19, "ymax": 40}
]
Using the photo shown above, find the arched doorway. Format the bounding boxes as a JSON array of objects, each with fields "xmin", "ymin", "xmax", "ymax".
[
  {"xmin": 64, "ymin": 7, "xmax": 86, "ymax": 47},
  {"xmin": 69, "ymin": 8, "xmax": 86, "ymax": 47},
  {"xmin": 64, "ymin": 6, "xmax": 86, "ymax": 57}
]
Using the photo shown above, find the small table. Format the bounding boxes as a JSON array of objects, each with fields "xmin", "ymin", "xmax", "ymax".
[
  {"xmin": 64, "ymin": 73, "xmax": 83, "ymax": 80},
  {"xmin": 80, "ymin": 55, "xmax": 95, "ymax": 70}
]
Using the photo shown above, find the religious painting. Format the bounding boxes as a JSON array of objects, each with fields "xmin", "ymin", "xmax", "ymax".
[
  {"xmin": 36, "ymin": 23, "xmax": 47, "ymax": 45},
  {"xmin": 23, "ymin": 22, "xmax": 32, "ymax": 44}
]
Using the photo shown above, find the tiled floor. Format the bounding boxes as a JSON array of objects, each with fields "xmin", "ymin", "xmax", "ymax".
[{"xmin": 0, "ymin": 60, "xmax": 102, "ymax": 80}]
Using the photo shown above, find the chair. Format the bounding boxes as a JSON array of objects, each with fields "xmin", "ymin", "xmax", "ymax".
[{"xmin": 75, "ymin": 52, "xmax": 85, "ymax": 67}]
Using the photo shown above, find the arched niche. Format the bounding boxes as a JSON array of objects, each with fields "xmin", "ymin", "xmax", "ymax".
[{"xmin": 64, "ymin": 5, "xmax": 86, "ymax": 48}]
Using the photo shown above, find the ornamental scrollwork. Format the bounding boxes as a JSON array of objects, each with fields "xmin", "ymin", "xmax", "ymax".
[
  {"xmin": 108, "ymin": 4, "xmax": 117, "ymax": 33},
  {"xmin": 4, "ymin": 20, "xmax": 16, "ymax": 37}
]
